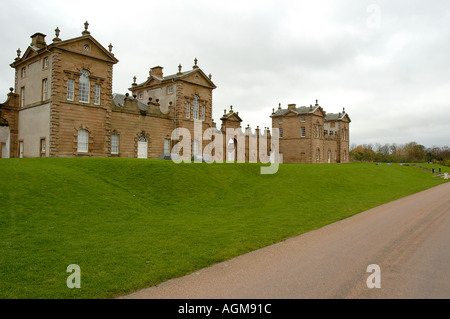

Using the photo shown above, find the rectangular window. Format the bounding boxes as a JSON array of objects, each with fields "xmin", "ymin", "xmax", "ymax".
[
  {"xmin": 42, "ymin": 78, "xmax": 48, "ymax": 100},
  {"xmin": 186, "ymin": 102, "xmax": 190, "ymax": 119},
  {"xmin": 279, "ymin": 128, "xmax": 283, "ymax": 138},
  {"xmin": 201, "ymin": 105, "xmax": 205, "ymax": 121},
  {"xmin": 67, "ymin": 79, "xmax": 74, "ymax": 101},
  {"xmin": 192, "ymin": 139, "xmax": 198, "ymax": 156},
  {"xmin": 279, "ymin": 118, "xmax": 283, "ymax": 124},
  {"xmin": 79, "ymin": 71, "xmax": 90, "ymax": 103},
  {"xmin": 193, "ymin": 103, "xmax": 199, "ymax": 120},
  {"xmin": 40, "ymin": 138, "xmax": 46, "ymax": 153},
  {"xmin": 77, "ymin": 130, "xmax": 89, "ymax": 153},
  {"xmin": 138, "ymin": 92, "xmax": 143, "ymax": 100},
  {"xmin": 324, "ymin": 130, "xmax": 328, "ymax": 135},
  {"xmin": 167, "ymin": 85, "xmax": 173, "ymax": 94},
  {"xmin": 164, "ymin": 138, "xmax": 170, "ymax": 155},
  {"xmin": 111, "ymin": 134, "xmax": 119, "ymax": 154},
  {"xmin": 301, "ymin": 127, "xmax": 306, "ymax": 137},
  {"xmin": 20, "ymin": 87, "xmax": 25, "ymax": 107},
  {"xmin": 94, "ymin": 84, "xmax": 101, "ymax": 105},
  {"xmin": 43, "ymin": 57, "xmax": 49, "ymax": 69},
  {"xmin": 300, "ymin": 117, "xmax": 306, "ymax": 122},
  {"xmin": 21, "ymin": 67, "xmax": 26, "ymax": 78}
]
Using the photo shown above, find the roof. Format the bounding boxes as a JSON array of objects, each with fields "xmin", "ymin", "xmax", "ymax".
[
  {"xmin": 0, "ymin": 117, "xmax": 8, "ymax": 126},
  {"xmin": 271, "ymin": 105, "xmax": 318, "ymax": 117},
  {"xmin": 112, "ymin": 93, "xmax": 148, "ymax": 111}
]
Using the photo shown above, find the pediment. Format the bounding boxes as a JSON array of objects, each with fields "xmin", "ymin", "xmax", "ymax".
[
  {"xmin": 53, "ymin": 35, "xmax": 118, "ymax": 63},
  {"xmin": 182, "ymin": 69, "xmax": 215, "ymax": 88}
]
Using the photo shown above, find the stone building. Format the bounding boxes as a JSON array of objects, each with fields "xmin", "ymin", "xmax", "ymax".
[
  {"xmin": 0, "ymin": 22, "xmax": 350, "ymax": 163},
  {"xmin": 271, "ymin": 101, "xmax": 351, "ymax": 163}
]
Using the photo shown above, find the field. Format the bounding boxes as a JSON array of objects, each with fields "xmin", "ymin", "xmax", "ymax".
[{"xmin": 0, "ymin": 158, "xmax": 447, "ymax": 298}]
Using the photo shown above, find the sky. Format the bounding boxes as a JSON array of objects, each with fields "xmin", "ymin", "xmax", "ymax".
[{"xmin": 1, "ymin": 0, "xmax": 449, "ymax": 148}]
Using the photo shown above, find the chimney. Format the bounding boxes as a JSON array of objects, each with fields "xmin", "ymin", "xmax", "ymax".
[
  {"xmin": 30, "ymin": 33, "xmax": 47, "ymax": 49},
  {"xmin": 288, "ymin": 104, "xmax": 296, "ymax": 110},
  {"xmin": 150, "ymin": 66, "xmax": 163, "ymax": 79}
]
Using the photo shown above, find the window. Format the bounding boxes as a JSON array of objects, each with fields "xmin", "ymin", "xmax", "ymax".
[
  {"xmin": 40, "ymin": 138, "xmax": 46, "ymax": 154},
  {"xmin": 300, "ymin": 117, "xmax": 306, "ymax": 122},
  {"xmin": 79, "ymin": 70, "xmax": 90, "ymax": 103},
  {"xmin": 164, "ymin": 138, "xmax": 170, "ymax": 155},
  {"xmin": 42, "ymin": 78, "xmax": 48, "ymax": 100},
  {"xmin": 314, "ymin": 124, "xmax": 319, "ymax": 138},
  {"xmin": 20, "ymin": 87, "xmax": 25, "ymax": 107},
  {"xmin": 301, "ymin": 127, "xmax": 306, "ymax": 137},
  {"xmin": 316, "ymin": 149, "xmax": 320, "ymax": 161},
  {"xmin": 111, "ymin": 134, "xmax": 119, "ymax": 154},
  {"xmin": 324, "ymin": 130, "xmax": 328, "ymax": 135},
  {"xmin": 94, "ymin": 84, "xmax": 101, "ymax": 105},
  {"xmin": 201, "ymin": 105, "xmax": 205, "ymax": 121},
  {"xmin": 279, "ymin": 118, "xmax": 283, "ymax": 124},
  {"xmin": 167, "ymin": 85, "xmax": 173, "ymax": 94},
  {"xmin": 193, "ymin": 95, "xmax": 199, "ymax": 120},
  {"xmin": 43, "ymin": 57, "xmax": 49, "ymax": 69},
  {"xmin": 330, "ymin": 131, "xmax": 333, "ymax": 135},
  {"xmin": 67, "ymin": 79, "xmax": 74, "ymax": 101},
  {"xmin": 77, "ymin": 129, "xmax": 89, "ymax": 153},
  {"xmin": 344, "ymin": 150, "xmax": 347, "ymax": 161},
  {"xmin": 138, "ymin": 92, "xmax": 143, "ymax": 100},
  {"xmin": 192, "ymin": 139, "xmax": 199, "ymax": 156},
  {"xmin": 279, "ymin": 128, "xmax": 283, "ymax": 138},
  {"xmin": 186, "ymin": 102, "xmax": 191, "ymax": 119},
  {"xmin": 21, "ymin": 67, "xmax": 26, "ymax": 78}
]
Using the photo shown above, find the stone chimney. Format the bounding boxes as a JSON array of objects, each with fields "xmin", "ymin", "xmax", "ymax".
[
  {"xmin": 30, "ymin": 33, "xmax": 47, "ymax": 49},
  {"xmin": 150, "ymin": 66, "xmax": 163, "ymax": 79},
  {"xmin": 288, "ymin": 104, "xmax": 296, "ymax": 110}
]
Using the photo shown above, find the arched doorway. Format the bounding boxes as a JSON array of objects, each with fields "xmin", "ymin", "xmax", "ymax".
[
  {"xmin": 137, "ymin": 135, "xmax": 148, "ymax": 159},
  {"xmin": 226, "ymin": 138, "xmax": 237, "ymax": 162}
]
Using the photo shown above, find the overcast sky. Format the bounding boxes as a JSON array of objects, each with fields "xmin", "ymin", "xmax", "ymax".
[{"xmin": 1, "ymin": 0, "xmax": 449, "ymax": 147}]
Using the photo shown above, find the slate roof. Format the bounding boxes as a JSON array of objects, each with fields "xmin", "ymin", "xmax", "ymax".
[
  {"xmin": 112, "ymin": 93, "xmax": 148, "ymax": 111},
  {"xmin": 0, "ymin": 117, "xmax": 8, "ymax": 126},
  {"xmin": 271, "ymin": 106, "xmax": 317, "ymax": 117}
]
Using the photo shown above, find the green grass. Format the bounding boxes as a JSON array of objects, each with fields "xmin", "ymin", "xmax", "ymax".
[{"xmin": 0, "ymin": 159, "xmax": 447, "ymax": 299}]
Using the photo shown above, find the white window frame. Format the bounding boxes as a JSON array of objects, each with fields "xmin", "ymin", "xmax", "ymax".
[
  {"xmin": 67, "ymin": 79, "xmax": 74, "ymax": 101},
  {"xmin": 301, "ymin": 127, "xmax": 306, "ymax": 137},
  {"xmin": 77, "ymin": 129, "xmax": 89, "ymax": 153},
  {"xmin": 111, "ymin": 134, "xmax": 119, "ymax": 154},
  {"xmin": 21, "ymin": 67, "xmax": 26, "ymax": 78},
  {"xmin": 193, "ymin": 95, "xmax": 199, "ymax": 120},
  {"xmin": 300, "ymin": 117, "xmax": 306, "ymax": 122},
  {"xmin": 40, "ymin": 138, "xmax": 46, "ymax": 153},
  {"xmin": 79, "ymin": 70, "xmax": 90, "ymax": 103},
  {"xmin": 20, "ymin": 87, "xmax": 25, "ymax": 107},
  {"xmin": 192, "ymin": 139, "xmax": 199, "ymax": 156},
  {"xmin": 94, "ymin": 84, "xmax": 101, "ymax": 105},
  {"xmin": 42, "ymin": 78, "xmax": 48, "ymax": 100},
  {"xmin": 167, "ymin": 85, "xmax": 173, "ymax": 94},
  {"xmin": 43, "ymin": 57, "xmax": 49, "ymax": 69},
  {"xmin": 201, "ymin": 105, "xmax": 205, "ymax": 121},
  {"xmin": 164, "ymin": 138, "xmax": 170, "ymax": 155},
  {"xmin": 186, "ymin": 102, "xmax": 191, "ymax": 119},
  {"xmin": 279, "ymin": 128, "xmax": 283, "ymax": 138}
]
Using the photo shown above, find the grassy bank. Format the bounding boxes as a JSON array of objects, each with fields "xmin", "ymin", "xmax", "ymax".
[{"xmin": 0, "ymin": 158, "xmax": 447, "ymax": 298}]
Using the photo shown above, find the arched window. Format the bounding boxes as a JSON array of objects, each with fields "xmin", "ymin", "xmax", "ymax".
[
  {"xmin": 316, "ymin": 148, "xmax": 320, "ymax": 161},
  {"xmin": 193, "ymin": 95, "xmax": 199, "ymax": 120},
  {"xmin": 79, "ymin": 70, "xmax": 90, "ymax": 103},
  {"xmin": 77, "ymin": 129, "xmax": 89, "ymax": 152}
]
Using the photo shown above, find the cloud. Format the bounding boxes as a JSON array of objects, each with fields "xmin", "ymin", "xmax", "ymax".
[{"xmin": 0, "ymin": 0, "xmax": 449, "ymax": 147}]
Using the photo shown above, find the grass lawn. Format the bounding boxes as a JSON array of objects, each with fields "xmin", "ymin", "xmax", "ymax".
[{"xmin": 0, "ymin": 158, "xmax": 447, "ymax": 298}]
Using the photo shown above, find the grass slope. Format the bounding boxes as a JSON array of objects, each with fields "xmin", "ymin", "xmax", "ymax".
[{"xmin": 0, "ymin": 159, "xmax": 447, "ymax": 298}]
